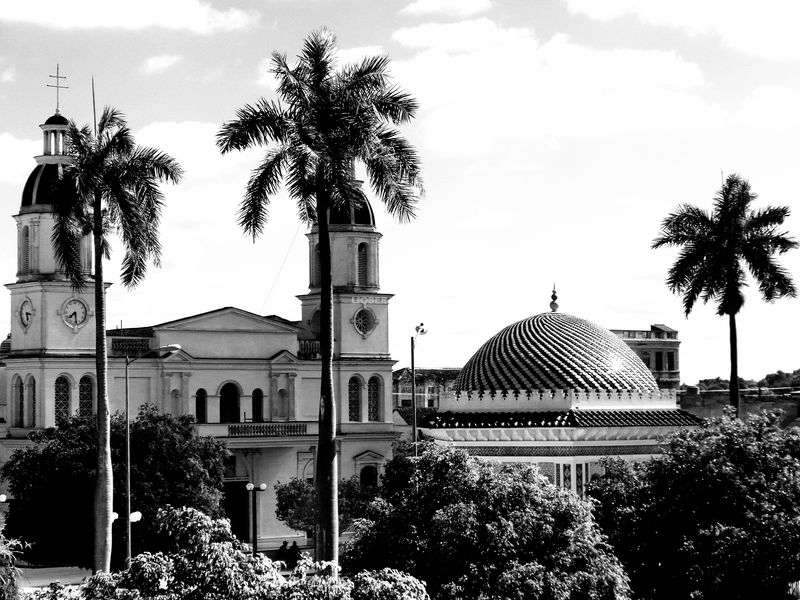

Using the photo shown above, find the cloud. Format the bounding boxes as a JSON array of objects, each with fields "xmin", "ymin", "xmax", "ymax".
[
  {"xmin": 1, "ymin": 0, "xmax": 257, "ymax": 34},
  {"xmin": 141, "ymin": 55, "xmax": 184, "ymax": 75},
  {"xmin": 563, "ymin": 0, "xmax": 800, "ymax": 60},
  {"xmin": 0, "ymin": 133, "xmax": 39, "ymax": 185},
  {"xmin": 0, "ymin": 66, "xmax": 15, "ymax": 83},
  {"xmin": 401, "ymin": 0, "xmax": 491, "ymax": 18},
  {"xmin": 390, "ymin": 19, "xmax": 717, "ymax": 158}
]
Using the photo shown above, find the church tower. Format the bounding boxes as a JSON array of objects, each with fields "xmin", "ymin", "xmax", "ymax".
[
  {"xmin": 297, "ymin": 200, "xmax": 392, "ymax": 360},
  {"xmin": 3, "ymin": 110, "xmax": 96, "ymax": 428}
]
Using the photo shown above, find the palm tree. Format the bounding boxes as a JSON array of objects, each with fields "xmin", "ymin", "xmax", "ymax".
[
  {"xmin": 55, "ymin": 107, "xmax": 183, "ymax": 572},
  {"xmin": 653, "ymin": 174, "xmax": 797, "ymax": 413},
  {"xmin": 217, "ymin": 29, "xmax": 422, "ymax": 564}
]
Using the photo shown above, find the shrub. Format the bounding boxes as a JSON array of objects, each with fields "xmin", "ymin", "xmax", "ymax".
[{"xmin": 343, "ymin": 443, "xmax": 629, "ymax": 600}]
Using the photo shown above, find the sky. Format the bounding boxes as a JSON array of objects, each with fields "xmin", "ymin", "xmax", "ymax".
[{"xmin": 1, "ymin": 0, "xmax": 800, "ymax": 385}]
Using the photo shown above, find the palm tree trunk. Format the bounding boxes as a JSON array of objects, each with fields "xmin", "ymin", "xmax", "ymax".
[
  {"xmin": 92, "ymin": 191, "xmax": 113, "ymax": 573},
  {"xmin": 729, "ymin": 313, "xmax": 740, "ymax": 417},
  {"xmin": 314, "ymin": 180, "xmax": 339, "ymax": 566}
]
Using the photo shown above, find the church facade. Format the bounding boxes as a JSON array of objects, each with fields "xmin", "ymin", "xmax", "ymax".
[{"xmin": 0, "ymin": 111, "xmax": 397, "ymax": 546}]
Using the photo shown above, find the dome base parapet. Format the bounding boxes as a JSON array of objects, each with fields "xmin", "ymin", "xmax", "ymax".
[{"xmin": 446, "ymin": 388, "xmax": 678, "ymax": 411}]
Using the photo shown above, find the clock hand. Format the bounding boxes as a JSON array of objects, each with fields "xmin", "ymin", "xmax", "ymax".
[{"xmin": 69, "ymin": 311, "xmax": 77, "ymax": 323}]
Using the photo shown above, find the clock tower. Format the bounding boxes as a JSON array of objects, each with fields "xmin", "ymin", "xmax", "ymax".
[
  {"xmin": 2, "ymin": 110, "xmax": 95, "ymax": 428},
  {"xmin": 6, "ymin": 111, "xmax": 95, "ymax": 355}
]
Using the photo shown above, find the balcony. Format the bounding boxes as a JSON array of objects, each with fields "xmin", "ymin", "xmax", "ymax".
[
  {"xmin": 298, "ymin": 340, "xmax": 321, "ymax": 359},
  {"xmin": 196, "ymin": 421, "xmax": 318, "ymax": 438}
]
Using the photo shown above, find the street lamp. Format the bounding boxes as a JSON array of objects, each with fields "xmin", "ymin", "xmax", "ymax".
[
  {"xmin": 410, "ymin": 323, "xmax": 427, "ymax": 457},
  {"xmin": 246, "ymin": 482, "xmax": 267, "ymax": 557},
  {"xmin": 124, "ymin": 343, "xmax": 181, "ymax": 567}
]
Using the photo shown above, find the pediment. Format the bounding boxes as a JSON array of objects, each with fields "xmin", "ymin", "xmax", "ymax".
[
  {"xmin": 162, "ymin": 350, "xmax": 193, "ymax": 363},
  {"xmin": 154, "ymin": 307, "xmax": 299, "ymax": 334},
  {"xmin": 269, "ymin": 350, "xmax": 300, "ymax": 364},
  {"xmin": 353, "ymin": 450, "xmax": 384, "ymax": 463}
]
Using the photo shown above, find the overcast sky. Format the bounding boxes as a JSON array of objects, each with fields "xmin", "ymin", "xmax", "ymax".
[{"xmin": 1, "ymin": 0, "xmax": 799, "ymax": 385}]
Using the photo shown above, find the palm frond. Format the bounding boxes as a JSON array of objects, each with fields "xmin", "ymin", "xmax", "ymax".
[
  {"xmin": 652, "ymin": 204, "xmax": 712, "ymax": 249},
  {"xmin": 745, "ymin": 205, "xmax": 792, "ymax": 233},
  {"xmin": 50, "ymin": 174, "xmax": 88, "ymax": 289},
  {"xmin": 217, "ymin": 99, "xmax": 290, "ymax": 154},
  {"xmin": 371, "ymin": 86, "xmax": 419, "ymax": 124},
  {"xmin": 301, "ymin": 28, "xmax": 338, "ymax": 90},
  {"xmin": 237, "ymin": 147, "xmax": 289, "ymax": 238}
]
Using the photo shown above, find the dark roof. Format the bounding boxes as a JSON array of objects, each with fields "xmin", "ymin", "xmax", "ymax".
[
  {"xmin": 264, "ymin": 314, "xmax": 300, "ymax": 327},
  {"xmin": 456, "ymin": 312, "xmax": 658, "ymax": 394},
  {"xmin": 394, "ymin": 407, "xmax": 438, "ymax": 425},
  {"xmin": 328, "ymin": 198, "xmax": 375, "ymax": 226},
  {"xmin": 106, "ymin": 327, "xmax": 155, "ymax": 337},
  {"xmin": 21, "ymin": 163, "xmax": 63, "ymax": 208},
  {"xmin": 421, "ymin": 409, "xmax": 701, "ymax": 429},
  {"xmin": 652, "ymin": 324, "xmax": 678, "ymax": 333},
  {"xmin": 44, "ymin": 113, "xmax": 69, "ymax": 126}
]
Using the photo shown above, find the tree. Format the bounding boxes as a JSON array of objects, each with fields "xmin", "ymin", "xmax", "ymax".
[
  {"xmin": 1, "ymin": 405, "xmax": 227, "ymax": 569},
  {"xmin": 275, "ymin": 476, "xmax": 379, "ymax": 535},
  {"xmin": 217, "ymin": 29, "xmax": 422, "ymax": 564},
  {"xmin": 589, "ymin": 410, "xmax": 800, "ymax": 600},
  {"xmin": 343, "ymin": 443, "xmax": 630, "ymax": 600},
  {"xmin": 55, "ymin": 108, "xmax": 183, "ymax": 571},
  {"xmin": 653, "ymin": 174, "xmax": 797, "ymax": 413}
]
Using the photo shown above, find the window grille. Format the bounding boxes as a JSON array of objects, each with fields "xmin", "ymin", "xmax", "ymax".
[
  {"xmin": 348, "ymin": 377, "xmax": 361, "ymax": 422},
  {"xmin": 368, "ymin": 377, "xmax": 381, "ymax": 421},
  {"xmin": 79, "ymin": 376, "xmax": 94, "ymax": 416},
  {"xmin": 55, "ymin": 376, "xmax": 70, "ymax": 423}
]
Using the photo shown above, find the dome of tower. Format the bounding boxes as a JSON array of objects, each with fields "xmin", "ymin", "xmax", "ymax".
[
  {"xmin": 20, "ymin": 163, "xmax": 64, "ymax": 209},
  {"xmin": 329, "ymin": 199, "xmax": 375, "ymax": 226},
  {"xmin": 44, "ymin": 113, "xmax": 69, "ymax": 126},
  {"xmin": 455, "ymin": 311, "xmax": 658, "ymax": 394}
]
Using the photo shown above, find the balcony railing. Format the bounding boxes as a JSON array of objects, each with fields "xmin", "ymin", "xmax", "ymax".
[
  {"xmin": 227, "ymin": 422, "xmax": 308, "ymax": 437},
  {"xmin": 298, "ymin": 340, "xmax": 321, "ymax": 359}
]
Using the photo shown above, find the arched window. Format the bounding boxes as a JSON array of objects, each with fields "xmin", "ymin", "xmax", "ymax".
[
  {"xmin": 195, "ymin": 389, "xmax": 207, "ymax": 424},
  {"xmin": 55, "ymin": 376, "xmax": 71, "ymax": 423},
  {"xmin": 310, "ymin": 310, "xmax": 321, "ymax": 338},
  {"xmin": 252, "ymin": 389, "xmax": 264, "ymax": 423},
  {"xmin": 357, "ymin": 243, "xmax": 368, "ymax": 286},
  {"xmin": 21, "ymin": 226, "xmax": 30, "ymax": 274},
  {"xmin": 13, "ymin": 377, "xmax": 23, "ymax": 427},
  {"xmin": 220, "ymin": 383, "xmax": 240, "ymax": 423},
  {"xmin": 368, "ymin": 376, "xmax": 381, "ymax": 422},
  {"xmin": 273, "ymin": 389, "xmax": 289, "ymax": 421},
  {"xmin": 79, "ymin": 376, "xmax": 94, "ymax": 417},
  {"xmin": 360, "ymin": 465, "xmax": 378, "ymax": 489},
  {"xmin": 27, "ymin": 377, "xmax": 36, "ymax": 427},
  {"xmin": 348, "ymin": 377, "xmax": 361, "ymax": 422}
]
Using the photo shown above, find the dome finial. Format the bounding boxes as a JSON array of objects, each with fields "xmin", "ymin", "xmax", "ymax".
[{"xmin": 549, "ymin": 284, "xmax": 559, "ymax": 312}]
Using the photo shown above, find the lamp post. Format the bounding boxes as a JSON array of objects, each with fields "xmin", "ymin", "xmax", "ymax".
[
  {"xmin": 410, "ymin": 323, "xmax": 427, "ymax": 457},
  {"xmin": 246, "ymin": 482, "xmax": 267, "ymax": 557},
  {"xmin": 124, "ymin": 343, "xmax": 181, "ymax": 567}
]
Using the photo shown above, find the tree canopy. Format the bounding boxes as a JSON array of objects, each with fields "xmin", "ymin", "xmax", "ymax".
[
  {"xmin": 217, "ymin": 28, "xmax": 422, "ymax": 564},
  {"xmin": 1, "ymin": 405, "xmax": 227, "ymax": 569},
  {"xmin": 653, "ymin": 173, "xmax": 797, "ymax": 411},
  {"xmin": 56, "ymin": 107, "xmax": 183, "ymax": 572},
  {"xmin": 589, "ymin": 410, "xmax": 800, "ymax": 600},
  {"xmin": 343, "ymin": 443, "xmax": 630, "ymax": 600}
]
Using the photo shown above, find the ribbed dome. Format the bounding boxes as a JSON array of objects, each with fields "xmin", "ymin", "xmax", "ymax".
[
  {"xmin": 456, "ymin": 312, "xmax": 658, "ymax": 394},
  {"xmin": 21, "ymin": 163, "xmax": 63, "ymax": 209}
]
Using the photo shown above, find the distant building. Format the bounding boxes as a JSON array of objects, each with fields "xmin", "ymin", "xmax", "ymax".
[
  {"xmin": 611, "ymin": 324, "xmax": 680, "ymax": 389},
  {"xmin": 392, "ymin": 368, "xmax": 460, "ymax": 409}
]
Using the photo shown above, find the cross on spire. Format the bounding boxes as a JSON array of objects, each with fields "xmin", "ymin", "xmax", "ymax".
[{"xmin": 47, "ymin": 64, "xmax": 69, "ymax": 113}]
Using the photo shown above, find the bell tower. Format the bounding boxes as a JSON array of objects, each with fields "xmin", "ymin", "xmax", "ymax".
[
  {"xmin": 5, "ymin": 110, "xmax": 95, "ymax": 355},
  {"xmin": 297, "ymin": 200, "xmax": 392, "ymax": 359}
]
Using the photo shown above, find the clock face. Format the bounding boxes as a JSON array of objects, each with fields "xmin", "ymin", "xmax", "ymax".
[
  {"xmin": 63, "ymin": 298, "xmax": 88, "ymax": 328},
  {"xmin": 19, "ymin": 299, "xmax": 33, "ymax": 328}
]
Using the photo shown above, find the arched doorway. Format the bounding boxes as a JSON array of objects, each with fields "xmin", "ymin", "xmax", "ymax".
[{"xmin": 220, "ymin": 383, "xmax": 240, "ymax": 423}]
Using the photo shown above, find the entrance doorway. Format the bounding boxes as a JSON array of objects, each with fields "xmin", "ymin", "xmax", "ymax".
[{"xmin": 223, "ymin": 481, "xmax": 249, "ymax": 542}]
